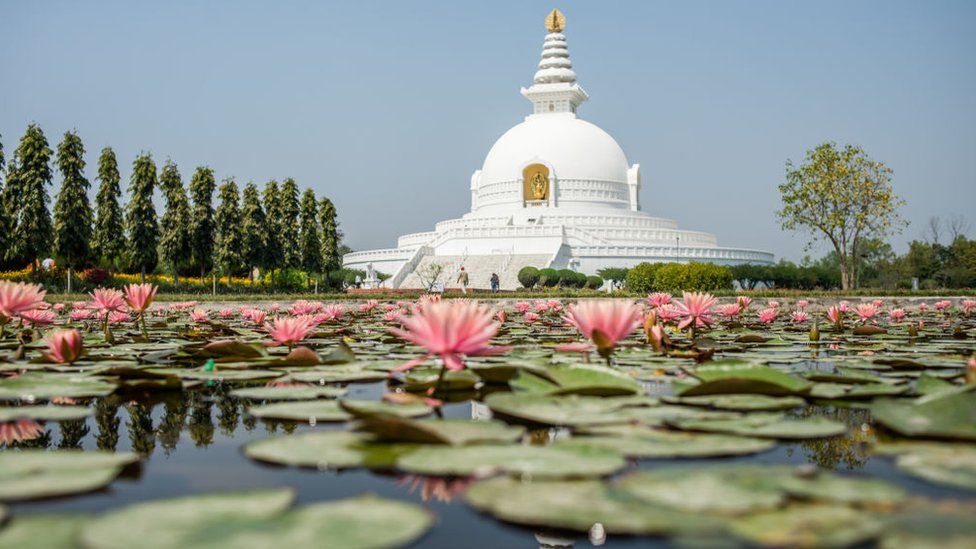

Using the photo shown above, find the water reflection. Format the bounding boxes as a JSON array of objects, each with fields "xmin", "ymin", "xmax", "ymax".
[{"xmin": 790, "ymin": 405, "xmax": 875, "ymax": 471}]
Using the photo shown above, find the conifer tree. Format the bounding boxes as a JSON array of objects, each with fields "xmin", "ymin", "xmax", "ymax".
[
  {"xmin": 1, "ymin": 158, "xmax": 21, "ymax": 269},
  {"xmin": 262, "ymin": 179, "xmax": 284, "ymax": 273},
  {"xmin": 158, "ymin": 160, "xmax": 192, "ymax": 283},
  {"xmin": 10, "ymin": 124, "xmax": 53, "ymax": 270},
  {"xmin": 214, "ymin": 178, "xmax": 245, "ymax": 276},
  {"xmin": 126, "ymin": 153, "xmax": 158, "ymax": 278},
  {"xmin": 0, "ymin": 135, "xmax": 7, "ymax": 265},
  {"xmin": 92, "ymin": 147, "xmax": 126, "ymax": 269},
  {"xmin": 52, "ymin": 131, "xmax": 94, "ymax": 273},
  {"xmin": 279, "ymin": 178, "xmax": 301, "ymax": 269},
  {"xmin": 240, "ymin": 182, "xmax": 267, "ymax": 280},
  {"xmin": 299, "ymin": 189, "xmax": 322, "ymax": 276},
  {"xmin": 188, "ymin": 167, "xmax": 216, "ymax": 278},
  {"xmin": 319, "ymin": 196, "xmax": 341, "ymax": 274}
]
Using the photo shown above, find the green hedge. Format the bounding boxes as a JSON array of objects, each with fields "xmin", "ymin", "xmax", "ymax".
[
  {"xmin": 517, "ymin": 266, "xmax": 540, "ymax": 289},
  {"xmin": 625, "ymin": 262, "xmax": 733, "ymax": 293}
]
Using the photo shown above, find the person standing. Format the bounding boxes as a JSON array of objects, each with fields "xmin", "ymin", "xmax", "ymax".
[
  {"xmin": 457, "ymin": 266, "xmax": 469, "ymax": 294},
  {"xmin": 490, "ymin": 272, "xmax": 500, "ymax": 294}
]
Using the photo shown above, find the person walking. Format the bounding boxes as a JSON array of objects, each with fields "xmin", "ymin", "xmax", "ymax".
[
  {"xmin": 457, "ymin": 266, "xmax": 469, "ymax": 294},
  {"xmin": 490, "ymin": 272, "xmax": 500, "ymax": 294}
]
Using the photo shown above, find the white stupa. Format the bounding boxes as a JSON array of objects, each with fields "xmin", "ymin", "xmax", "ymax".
[{"xmin": 344, "ymin": 9, "xmax": 773, "ymax": 290}]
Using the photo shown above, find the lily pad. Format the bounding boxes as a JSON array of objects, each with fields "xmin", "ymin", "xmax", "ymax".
[
  {"xmin": 682, "ymin": 362, "xmax": 811, "ymax": 396},
  {"xmin": 229, "ymin": 385, "xmax": 346, "ymax": 401},
  {"xmin": 287, "ymin": 369, "xmax": 388, "ymax": 384},
  {"xmin": 0, "ymin": 450, "xmax": 139, "ymax": 501},
  {"xmin": 616, "ymin": 466, "xmax": 791, "ymax": 515},
  {"xmin": 730, "ymin": 504, "xmax": 884, "ymax": 547},
  {"xmin": 248, "ymin": 399, "xmax": 430, "ymax": 422},
  {"xmin": 465, "ymin": 476, "xmax": 727, "ymax": 536},
  {"xmin": 353, "ymin": 417, "xmax": 525, "ymax": 446},
  {"xmin": 871, "ymin": 390, "xmax": 976, "ymax": 440},
  {"xmin": 0, "ymin": 373, "xmax": 116, "ymax": 401},
  {"xmin": 0, "ymin": 514, "xmax": 88, "ymax": 548},
  {"xmin": 244, "ymin": 431, "xmax": 417, "ymax": 470},
  {"xmin": 484, "ymin": 393, "xmax": 642, "ymax": 427},
  {"xmin": 0, "ymin": 405, "xmax": 92, "ymax": 422},
  {"xmin": 558, "ymin": 427, "xmax": 775, "ymax": 458},
  {"xmin": 396, "ymin": 443, "xmax": 626, "ymax": 478},
  {"xmin": 541, "ymin": 364, "xmax": 642, "ymax": 396},
  {"xmin": 662, "ymin": 394, "xmax": 806, "ymax": 411},
  {"xmin": 669, "ymin": 414, "xmax": 847, "ymax": 440},
  {"xmin": 875, "ymin": 443, "xmax": 976, "ymax": 491}
]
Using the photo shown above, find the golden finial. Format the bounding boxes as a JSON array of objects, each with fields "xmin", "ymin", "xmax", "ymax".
[{"xmin": 545, "ymin": 8, "xmax": 565, "ymax": 33}]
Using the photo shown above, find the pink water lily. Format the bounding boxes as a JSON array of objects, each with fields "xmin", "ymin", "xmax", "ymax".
[
  {"xmin": 736, "ymin": 296, "xmax": 753, "ymax": 312},
  {"xmin": 19, "ymin": 309, "xmax": 57, "ymax": 327},
  {"xmin": 961, "ymin": 299, "xmax": 976, "ymax": 313},
  {"xmin": 716, "ymin": 303, "xmax": 741, "ymax": 320},
  {"xmin": 0, "ymin": 418, "xmax": 44, "ymax": 445},
  {"xmin": 389, "ymin": 300, "xmax": 509, "ymax": 374},
  {"xmin": 89, "ymin": 288, "xmax": 125, "ymax": 316},
  {"xmin": 758, "ymin": 308, "xmax": 779, "ymax": 324},
  {"xmin": 523, "ymin": 312, "xmax": 540, "ymax": 323},
  {"xmin": 674, "ymin": 292, "xmax": 717, "ymax": 331},
  {"xmin": 656, "ymin": 304, "xmax": 682, "ymax": 323},
  {"xmin": 265, "ymin": 316, "xmax": 313, "ymax": 350},
  {"xmin": 562, "ymin": 300, "xmax": 642, "ymax": 359},
  {"xmin": 855, "ymin": 303, "xmax": 879, "ymax": 323},
  {"xmin": 359, "ymin": 300, "xmax": 379, "ymax": 313},
  {"xmin": 889, "ymin": 309, "xmax": 906, "ymax": 322},
  {"xmin": 0, "ymin": 281, "xmax": 47, "ymax": 322},
  {"xmin": 189, "ymin": 309, "xmax": 210, "ymax": 323},
  {"xmin": 41, "ymin": 329, "xmax": 84, "ymax": 364},
  {"xmin": 796, "ymin": 300, "xmax": 809, "ymax": 309},
  {"xmin": 935, "ymin": 300, "xmax": 952, "ymax": 311},
  {"xmin": 647, "ymin": 293, "xmax": 673, "ymax": 308},
  {"xmin": 514, "ymin": 301, "xmax": 531, "ymax": 313},
  {"xmin": 791, "ymin": 311, "xmax": 810, "ymax": 324},
  {"xmin": 124, "ymin": 283, "xmax": 158, "ymax": 312},
  {"xmin": 826, "ymin": 305, "xmax": 844, "ymax": 327}
]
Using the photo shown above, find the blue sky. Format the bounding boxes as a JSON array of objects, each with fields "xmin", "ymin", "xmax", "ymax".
[{"xmin": 2, "ymin": 1, "xmax": 974, "ymax": 261}]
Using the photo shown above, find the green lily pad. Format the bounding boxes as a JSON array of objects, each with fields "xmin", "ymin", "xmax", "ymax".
[
  {"xmin": 730, "ymin": 504, "xmax": 884, "ymax": 548},
  {"xmin": 229, "ymin": 385, "xmax": 346, "ymax": 400},
  {"xmin": 879, "ymin": 504, "xmax": 976, "ymax": 548},
  {"xmin": 147, "ymin": 368, "xmax": 283, "ymax": 382},
  {"xmin": 244, "ymin": 431, "xmax": 417, "ymax": 470},
  {"xmin": 353, "ymin": 417, "xmax": 525, "ymax": 446},
  {"xmin": 669, "ymin": 414, "xmax": 848, "ymax": 439},
  {"xmin": 682, "ymin": 362, "xmax": 811, "ymax": 396},
  {"xmin": 876, "ymin": 442, "xmax": 976, "ymax": 491},
  {"xmin": 0, "ymin": 514, "xmax": 88, "ymax": 548},
  {"xmin": 558, "ymin": 426, "xmax": 775, "ymax": 458},
  {"xmin": 777, "ymin": 474, "xmax": 906, "ymax": 505},
  {"xmin": 248, "ymin": 399, "xmax": 430, "ymax": 422},
  {"xmin": 872, "ymin": 390, "xmax": 976, "ymax": 440},
  {"xmin": 80, "ymin": 489, "xmax": 433, "ymax": 549},
  {"xmin": 0, "ymin": 405, "xmax": 91, "ymax": 422},
  {"xmin": 541, "ymin": 364, "xmax": 641, "ymax": 396},
  {"xmin": 663, "ymin": 394, "xmax": 806, "ymax": 411},
  {"xmin": 616, "ymin": 466, "xmax": 791, "ymax": 515},
  {"xmin": 287, "ymin": 369, "xmax": 388, "ymax": 384},
  {"xmin": 0, "ymin": 373, "xmax": 116, "ymax": 401},
  {"xmin": 401, "ymin": 368, "xmax": 479, "ymax": 392},
  {"xmin": 484, "ymin": 393, "xmax": 645, "ymax": 427},
  {"xmin": 810, "ymin": 382, "xmax": 909, "ymax": 399},
  {"xmin": 396, "ymin": 443, "xmax": 625, "ymax": 478},
  {"xmin": 0, "ymin": 450, "xmax": 139, "ymax": 501},
  {"xmin": 465, "ymin": 476, "xmax": 727, "ymax": 536}
]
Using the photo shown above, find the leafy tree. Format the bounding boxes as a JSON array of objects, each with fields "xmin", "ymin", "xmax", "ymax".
[
  {"xmin": 279, "ymin": 178, "xmax": 301, "ymax": 268},
  {"xmin": 214, "ymin": 178, "xmax": 245, "ymax": 276},
  {"xmin": 158, "ymin": 160, "xmax": 192, "ymax": 282},
  {"xmin": 517, "ymin": 266, "xmax": 540, "ymax": 289},
  {"xmin": 125, "ymin": 153, "xmax": 158, "ymax": 277},
  {"xmin": 240, "ymin": 182, "xmax": 267, "ymax": 279},
  {"xmin": 299, "ymin": 189, "xmax": 322, "ymax": 275},
  {"xmin": 262, "ymin": 180, "xmax": 284, "ymax": 273},
  {"xmin": 92, "ymin": 147, "xmax": 126, "ymax": 268},
  {"xmin": 9, "ymin": 124, "xmax": 53, "ymax": 270},
  {"xmin": 777, "ymin": 142, "xmax": 905, "ymax": 289},
  {"xmin": 318, "ymin": 196, "xmax": 340, "ymax": 274},
  {"xmin": 188, "ymin": 167, "xmax": 216, "ymax": 278},
  {"xmin": 625, "ymin": 262, "xmax": 664, "ymax": 294},
  {"xmin": 52, "ymin": 131, "xmax": 94, "ymax": 271}
]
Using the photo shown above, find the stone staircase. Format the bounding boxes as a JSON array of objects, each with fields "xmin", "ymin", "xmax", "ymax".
[{"xmin": 397, "ymin": 253, "xmax": 552, "ymax": 291}]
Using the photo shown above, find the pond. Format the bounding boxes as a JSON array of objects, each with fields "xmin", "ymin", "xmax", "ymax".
[{"xmin": 1, "ymin": 294, "xmax": 974, "ymax": 548}]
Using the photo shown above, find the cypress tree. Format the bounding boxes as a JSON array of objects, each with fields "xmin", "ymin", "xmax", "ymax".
[
  {"xmin": 262, "ymin": 179, "xmax": 284, "ymax": 273},
  {"xmin": 92, "ymin": 147, "xmax": 126, "ymax": 269},
  {"xmin": 10, "ymin": 124, "xmax": 53, "ymax": 270},
  {"xmin": 279, "ymin": 178, "xmax": 301, "ymax": 269},
  {"xmin": 0, "ymin": 135, "xmax": 7, "ymax": 265},
  {"xmin": 214, "ymin": 178, "xmax": 245, "ymax": 276},
  {"xmin": 188, "ymin": 167, "xmax": 216, "ymax": 278},
  {"xmin": 125, "ymin": 153, "xmax": 158, "ymax": 278},
  {"xmin": 1, "ymin": 158, "xmax": 20, "ymax": 269},
  {"xmin": 52, "ymin": 131, "xmax": 94, "ymax": 271},
  {"xmin": 299, "ymin": 189, "xmax": 322, "ymax": 276},
  {"xmin": 319, "ymin": 196, "xmax": 341, "ymax": 274},
  {"xmin": 240, "ymin": 182, "xmax": 267, "ymax": 280},
  {"xmin": 158, "ymin": 160, "xmax": 192, "ymax": 283}
]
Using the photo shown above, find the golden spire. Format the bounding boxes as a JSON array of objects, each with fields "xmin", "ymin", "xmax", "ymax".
[{"xmin": 545, "ymin": 8, "xmax": 565, "ymax": 33}]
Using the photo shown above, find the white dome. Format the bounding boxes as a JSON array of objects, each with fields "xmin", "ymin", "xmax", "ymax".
[{"xmin": 479, "ymin": 113, "xmax": 630, "ymax": 186}]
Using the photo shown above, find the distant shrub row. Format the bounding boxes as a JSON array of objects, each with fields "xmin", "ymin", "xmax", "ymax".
[
  {"xmin": 517, "ymin": 267, "xmax": 602, "ymax": 290},
  {"xmin": 626, "ymin": 262, "xmax": 734, "ymax": 293}
]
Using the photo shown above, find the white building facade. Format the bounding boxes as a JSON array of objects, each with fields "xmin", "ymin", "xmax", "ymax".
[{"xmin": 344, "ymin": 11, "xmax": 773, "ymax": 290}]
